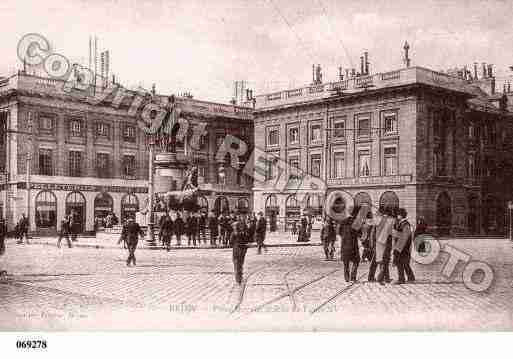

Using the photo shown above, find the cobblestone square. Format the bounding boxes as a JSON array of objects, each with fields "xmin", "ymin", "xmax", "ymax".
[{"xmin": 1, "ymin": 237, "xmax": 512, "ymax": 330}]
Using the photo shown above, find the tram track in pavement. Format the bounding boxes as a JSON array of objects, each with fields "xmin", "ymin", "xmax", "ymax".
[
  {"xmin": 232, "ymin": 266, "xmax": 343, "ymax": 318},
  {"xmin": 309, "ymin": 270, "xmax": 369, "ymax": 314},
  {"xmin": 229, "ymin": 265, "xmax": 270, "ymax": 314}
]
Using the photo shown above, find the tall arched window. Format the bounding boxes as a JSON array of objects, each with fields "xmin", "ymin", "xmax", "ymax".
[
  {"xmin": 214, "ymin": 196, "xmax": 230, "ymax": 216},
  {"xmin": 121, "ymin": 194, "xmax": 139, "ymax": 222},
  {"xmin": 436, "ymin": 192, "xmax": 452, "ymax": 235},
  {"xmin": 197, "ymin": 196, "xmax": 209, "ymax": 213},
  {"xmin": 265, "ymin": 194, "xmax": 279, "ymax": 216},
  {"xmin": 237, "ymin": 198, "xmax": 250, "ymax": 213},
  {"xmin": 94, "ymin": 192, "xmax": 113, "ymax": 219},
  {"xmin": 65, "ymin": 191, "xmax": 86, "ymax": 233},
  {"xmin": 354, "ymin": 192, "xmax": 372, "ymax": 208},
  {"xmin": 379, "ymin": 191, "xmax": 399, "ymax": 212},
  {"xmin": 35, "ymin": 190, "xmax": 57, "ymax": 228},
  {"xmin": 285, "ymin": 195, "xmax": 301, "ymax": 230}
]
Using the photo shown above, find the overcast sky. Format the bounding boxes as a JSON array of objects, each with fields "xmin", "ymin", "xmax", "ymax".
[{"xmin": 1, "ymin": 0, "xmax": 513, "ymax": 103}]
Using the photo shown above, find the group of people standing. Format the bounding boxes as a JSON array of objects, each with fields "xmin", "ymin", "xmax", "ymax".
[
  {"xmin": 120, "ymin": 210, "xmax": 269, "ymax": 279},
  {"xmin": 321, "ymin": 206, "xmax": 416, "ymax": 285},
  {"xmin": 157, "ymin": 210, "xmax": 268, "ymax": 253}
]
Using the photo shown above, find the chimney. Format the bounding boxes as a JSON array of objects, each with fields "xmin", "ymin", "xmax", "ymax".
[
  {"xmin": 403, "ymin": 41, "xmax": 411, "ymax": 68},
  {"xmin": 487, "ymin": 64, "xmax": 493, "ymax": 78},
  {"xmin": 491, "ymin": 77, "xmax": 496, "ymax": 95},
  {"xmin": 338, "ymin": 66, "xmax": 343, "ymax": 81},
  {"xmin": 482, "ymin": 63, "xmax": 487, "ymax": 78},
  {"xmin": 351, "ymin": 68, "xmax": 356, "ymax": 78},
  {"xmin": 312, "ymin": 64, "xmax": 315, "ymax": 84},
  {"xmin": 474, "ymin": 62, "xmax": 478, "ymax": 80},
  {"xmin": 360, "ymin": 56, "xmax": 364, "ymax": 75},
  {"xmin": 364, "ymin": 51, "xmax": 369, "ymax": 75},
  {"xmin": 345, "ymin": 69, "xmax": 349, "ymax": 80},
  {"xmin": 151, "ymin": 83, "xmax": 156, "ymax": 96}
]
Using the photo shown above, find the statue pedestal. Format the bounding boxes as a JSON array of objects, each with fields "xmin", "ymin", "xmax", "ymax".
[{"xmin": 154, "ymin": 152, "xmax": 188, "ymax": 193}]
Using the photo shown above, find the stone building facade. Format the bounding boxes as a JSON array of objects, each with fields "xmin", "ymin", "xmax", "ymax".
[
  {"xmin": 249, "ymin": 66, "xmax": 513, "ymax": 235},
  {"xmin": 0, "ymin": 72, "xmax": 253, "ymax": 234}
]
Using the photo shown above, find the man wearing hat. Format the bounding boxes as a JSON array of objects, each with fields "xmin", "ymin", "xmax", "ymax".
[
  {"xmin": 121, "ymin": 216, "xmax": 144, "ymax": 266},
  {"xmin": 230, "ymin": 216, "xmax": 249, "ymax": 285},
  {"xmin": 255, "ymin": 211, "xmax": 267, "ymax": 254},
  {"xmin": 392, "ymin": 207, "xmax": 415, "ymax": 284},
  {"xmin": 0, "ymin": 215, "xmax": 7, "ymax": 276}
]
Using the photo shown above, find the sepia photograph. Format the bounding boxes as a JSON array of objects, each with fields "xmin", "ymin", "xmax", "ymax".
[{"xmin": 1, "ymin": 0, "xmax": 513, "ymax": 344}]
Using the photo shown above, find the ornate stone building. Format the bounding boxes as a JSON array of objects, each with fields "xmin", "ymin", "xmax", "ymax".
[
  {"xmin": 248, "ymin": 65, "xmax": 513, "ymax": 235},
  {"xmin": 0, "ymin": 72, "xmax": 253, "ymax": 234}
]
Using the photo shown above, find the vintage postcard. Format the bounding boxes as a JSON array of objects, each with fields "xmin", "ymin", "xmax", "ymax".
[{"xmin": 1, "ymin": 0, "xmax": 513, "ymax": 337}]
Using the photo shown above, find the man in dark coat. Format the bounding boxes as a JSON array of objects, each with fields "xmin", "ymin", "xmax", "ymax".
[
  {"xmin": 159, "ymin": 212, "xmax": 174, "ymax": 251},
  {"xmin": 376, "ymin": 206, "xmax": 395, "ymax": 285},
  {"xmin": 320, "ymin": 218, "xmax": 336, "ymax": 260},
  {"xmin": 57, "ymin": 216, "xmax": 73, "ymax": 249},
  {"xmin": 186, "ymin": 213, "xmax": 198, "ymax": 246},
  {"xmin": 247, "ymin": 213, "xmax": 256, "ymax": 243},
  {"xmin": 70, "ymin": 210, "xmax": 80, "ymax": 242},
  {"xmin": 121, "ymin": 217, "xmax": 144, "ymax": 266},
  {"xmin": 231, "ymin": 218, "xmax": 249, "ymax": 285},
  {"xmin": 198, "ymin": 212, "xmax": 207, "ymax": 244},
  {"xmin": 16, "ymin": 213, "xmax": 29, "ymax": 244},
  {"xmin": 174, "ymin": 212, "xmax": 184, "ymax": 246},
  {"xmin": 255, "ymin": 212, "xmax": 267, "ymax": 254},
  {"xmin": 0, "ymin": 216, "xmax": 7, "ymax": 276},
  {"xmin": 392, "ymin": 208, "xmax": 416, "ymax": 284},
  {"xmin": 218, "ymin": 213, "xmax": 226, "ymax": 246},
  {"xmin": 208, "ymin": 210, "xmax": 219, "ymax": 246},
  {"xmin": 297, "ymin": 215, "xmax": 309, "ymax": 242},
  {"xmin": 339, "ymin": 207, "xmax": 361, "ymax": 282}
]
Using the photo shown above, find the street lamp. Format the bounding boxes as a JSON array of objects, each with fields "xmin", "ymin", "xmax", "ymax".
[
  {"xmin": 146, "ymin": 134, "xmax": 156, "ymax": 244},
  {"xmin": 26, "ymin": 113, "xmax": 33, "ymax": 233}
]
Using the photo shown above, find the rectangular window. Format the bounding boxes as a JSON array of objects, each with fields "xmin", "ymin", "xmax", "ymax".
[
  {"xmin": 468, "ymin": 154, "xmax": 476, "ymax": 178},
  {"xmin": 200, "ymin": 134, "xmax": 208, "ymax": 149},
  {"xmin": 217, "ymin": 163, "xmax": 226, "ymax": 184},
  {"xmin": 468, "ymin": 123, "xmax": 475, "ymax": 139},
  {"xmin": 236, "ymin": 169, "xmax": 242, "ymax": 185},
  {"xmin": 310, "ymin": 124, "xmax": 322, "ymax": 142},
  {"xmin": 358, "ymin": 150, "xmax": 371, "ymax": 177},
  {"xmin": 383, "ymin": 147, "xmax": 398, "ymax": 176},
  {"xmin": 69, "ymin": 119, "xmax": 83, "ymax": 137},
  {"xmin": 39, "ymin": 116, "xmax": 54, "ymax": 134},
  {"xmin": 123, "ymin": 155, "xmax": 136, "ymax": 178},
  {"xmin": 198, "ymin": 165, "xmax": 207, "ymax": 182},
  {"xmin": 332, "ymin": 152, "xmax": 345, "ymax": 178},
  {"xmin": 123, "ymin": 125, "xmax": 136, "ymax": 142},
  {"xmin": 383, "ymin": 112, "xmax": 398, "ymax": 135},
  {"xmin": 310, "ymin": 154, "xmax": 321, "ymax": 177},
  {"xmin": 434, "ymin": 149, "xmax": 445, "ymax": 176},
  {"xmin": 289, "ymin": 127, "xmax": 299, "ymax": 144},
  {"xmin": 289, "ymin": 156, "xmax": 300, "ymax": 180},
  {"xmin": 265, "ymin": 159, "xmax": 274, "ymax": 181},
  {"xmin": 96, "ymin": 153, "xmax": 110, "ymax": 178},
  {"xmin": 267, "ymin": 128, "xmax": 279, "ymax": 146},
  {"xmin": 96, "ymin": 122, "xmax": 110, "ymax": 138},
  {"xmin": 39, "ymin": 149, "xmax": 53, "ymax": 176},
  {"xmin": 68, "ymin": 151, "xmax": 82, "ymax": 177},
  {"xmin": 333, "ymin": 119, "xmax": 345, "ymax": 139},
  {"xmin": 357, "ymin": 117, "xmax": 370, "ymax": 138}
]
